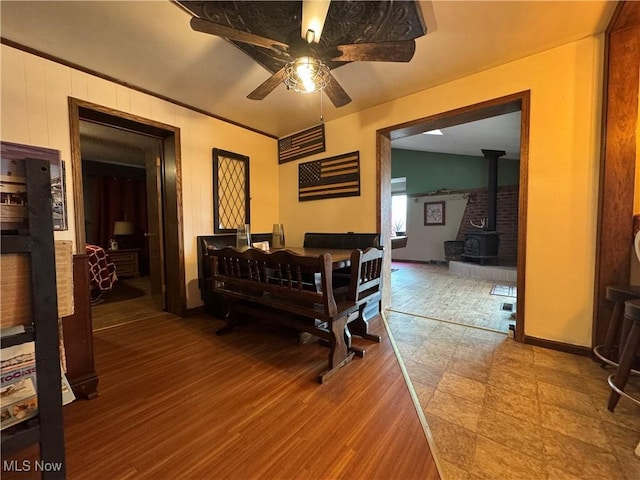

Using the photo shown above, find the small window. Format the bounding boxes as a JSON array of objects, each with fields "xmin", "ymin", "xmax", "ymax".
[
  {"xmin": 392, "ymin": 194, "xmax": 407, "ymax": 235},
  {"xmin": 213, "ymin": 149, "xmax": 250, "ymax": 233}
]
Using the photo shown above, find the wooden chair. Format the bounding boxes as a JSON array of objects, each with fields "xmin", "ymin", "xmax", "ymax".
[
  {"xmin": 343, "ymin": 246, "xmax": 384, "ymax": 356},
  {"xmin": 594, "ymin": 285, "xmax": 640, "ymax": 367},
  {"xmin": 607, "ymin": 299, "xmax": 640, "ymax": 411}
]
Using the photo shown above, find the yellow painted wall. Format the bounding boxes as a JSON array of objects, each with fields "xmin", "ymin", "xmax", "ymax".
[
  {"xmin": 280, "ymin": 36, "xmax": 605, "ymax": 346},
  {"xmin": 2, "ymin": 34, "xmax": 608, "ymax": 345},
  {"xmin": 1, "ymin": 45, "xmax": 279, "ymax": 308}
]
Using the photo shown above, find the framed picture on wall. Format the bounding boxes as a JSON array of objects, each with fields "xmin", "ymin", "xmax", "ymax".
[
  {"xmin": 424, "ymin": 201, "xmax": 445, "ymax": 226},
  {"xmin": 0, "ymin": 141, "xmax": 68, "ymax": 232}
]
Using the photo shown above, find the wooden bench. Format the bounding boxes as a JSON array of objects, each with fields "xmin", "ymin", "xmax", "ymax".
[
  {"xmin": 197, "ymin": 233, "xmax": 272, "ymax": 317},
  {"xmin": 209, "ymin": 247, "xmax": 361, "ymax": 383}
]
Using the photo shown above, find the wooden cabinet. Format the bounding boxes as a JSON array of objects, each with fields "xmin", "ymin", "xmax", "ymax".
[
  {"xmin": 61, "ymin": 254, "xmax": 98, "ymax": 399},
  {"xmin": 107, "ymin": 248, "xmax": 139, "ymax": 278}
]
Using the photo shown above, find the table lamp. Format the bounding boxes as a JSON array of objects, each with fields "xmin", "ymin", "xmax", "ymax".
[{"xmin": 112, "ymin": 221, "xmax": 134, "ymax": 249}]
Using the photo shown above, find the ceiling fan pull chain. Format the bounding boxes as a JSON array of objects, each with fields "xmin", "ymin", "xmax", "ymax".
[{"xmin": 320, "ymin": 91, "xmax": 324, "ymax": 123}]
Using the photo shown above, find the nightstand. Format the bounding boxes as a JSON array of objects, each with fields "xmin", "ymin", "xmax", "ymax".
[{"xmin": 107, "ymin": 248, "xmax": 140, "ymax": 278}]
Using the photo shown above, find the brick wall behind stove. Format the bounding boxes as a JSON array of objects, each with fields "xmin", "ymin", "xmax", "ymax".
[{"xmin": 456, "ymin": 185, "xmax": 519, "ymax": 265}]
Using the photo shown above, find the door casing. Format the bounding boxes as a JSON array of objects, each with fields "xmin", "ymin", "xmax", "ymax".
[
  {"xmin": 376, "ymin": 91, "xmax": 530, "ymax": 342},
  {"xmin": 68, "ymin": 97, "xmax": 186, "ymax": 315}
]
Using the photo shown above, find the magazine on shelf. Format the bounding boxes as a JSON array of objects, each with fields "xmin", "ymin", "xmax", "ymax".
[{"xmin": 1, "ymin": 340, "xmax": 75, "ymax": 430}]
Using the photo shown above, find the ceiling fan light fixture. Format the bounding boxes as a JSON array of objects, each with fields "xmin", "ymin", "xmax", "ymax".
[
  {"xmin": 284, "ymin": 56, "xmax": 330, "ymax": 94},
  {"xmin": 305, "ymin": 29, "xmax": 316, "ymax": 44}
]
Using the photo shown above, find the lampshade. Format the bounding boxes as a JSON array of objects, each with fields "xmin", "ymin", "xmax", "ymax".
[
  {"xmin": 284, "ymin": 56, "xmax": 330, "ymax": 94},
  {"xmin": 113, "ymin": 221, "xmax": 134, "ymax": 236}
]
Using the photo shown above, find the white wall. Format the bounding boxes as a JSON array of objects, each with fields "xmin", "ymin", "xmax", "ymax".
[
  {"xmin": 1, "ymin": 45, "xmax": 280, "ymax": 309},
  {"xmin": 393, "ymin": 193, "xmax": 468, "ymax": 262}
]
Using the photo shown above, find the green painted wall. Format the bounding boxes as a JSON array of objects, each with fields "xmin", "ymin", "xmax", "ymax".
[{"xmin": 391, "ymin": 149, "xmax": 520, "ymax": 194}]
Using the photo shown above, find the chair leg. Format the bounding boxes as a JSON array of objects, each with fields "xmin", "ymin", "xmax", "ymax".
[
  {"xmin": 215, "ymin": 303, "xmax": 238, "ymax": 335},
  {"xmin": 345, "ymin": 324, "xmax": 365, "ymax": 358},
  {"xmin": 600, "ymin": 302, "xmax": 624, "ymax": 366},
  {"xmin": 349, "ymin": 300, "xmax": 382, "ymax": 343},
  {"xmin": 618, "ymin": 315, "xmax": 633, "ymax": 363},
  {"xmin": 608, "ymin": 320, "xmax": 640, "ymax": 411}
]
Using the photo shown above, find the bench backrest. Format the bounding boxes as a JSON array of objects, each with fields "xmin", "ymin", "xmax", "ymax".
[
  {"xmin": 209, "ymin": 247, "xmax": 351, "ymax": 319},
  {"xmin": 348, "ymin": 246, "xmax": 384, "ymax": 303},
  {"xmin": 303, "ymin": 232, "xmax": 380, "ymax": 250},
  {"xmin": 197, "ymin": 233, "xmax": 272, "ymax": 292}
]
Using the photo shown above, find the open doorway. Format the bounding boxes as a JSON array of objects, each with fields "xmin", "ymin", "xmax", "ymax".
[
  {"xmin": 389, "ymin": 112, "xmax": 521, "ymax": 334},
  {"xmin": 79, "ymin": 121, "xmax": 163, "ymax": 330},
  {"xmin": 69, "ymin": 98, "xmax": 186, "ymax": 319},
  {"xmin": 377, "ymin": 91, "xmax": 530, "ymax": 342}
]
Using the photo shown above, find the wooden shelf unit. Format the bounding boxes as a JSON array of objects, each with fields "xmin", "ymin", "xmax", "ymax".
[{"xmin": 1, "ymin": 158, "xmax": 66, "ymax": 478}]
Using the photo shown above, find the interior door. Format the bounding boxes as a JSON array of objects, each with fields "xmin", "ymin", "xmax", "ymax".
[{"xmin": 145, "ymin": 149, "xmax": 165, "ymax": 309}]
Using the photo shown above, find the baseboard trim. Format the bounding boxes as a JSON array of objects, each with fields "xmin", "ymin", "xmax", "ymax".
[
  {"xmin": 523, "ymin": 335, "xmax": 591, "ymax": 356},
  {"xmin": 391, "ymin": 259, "xmax": 431, "ymax": 264}
]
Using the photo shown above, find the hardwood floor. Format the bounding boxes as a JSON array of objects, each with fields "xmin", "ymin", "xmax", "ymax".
[
  {"xmin": 4, "ymin": 312, "xmax": 441, "ymax": 479},
  {"xmin": 91, "ymin": 276, "xmax": 159, "ymax": 331}
]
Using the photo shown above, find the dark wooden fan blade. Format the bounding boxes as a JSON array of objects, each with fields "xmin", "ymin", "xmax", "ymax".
[
  {"xmin": 331, "ymin": 41, "xmax": 416, "ymax": 62},
  {"xmin": 247, "ymin": 67, "xmax": 286, "ymax": 100},
  {"xmin": 191, "ymin": 17, "xmax": 288, "ymax": 51},
  {"xmin": 324, "ymin": 73, "xmax": 352, "ymax": 108}
]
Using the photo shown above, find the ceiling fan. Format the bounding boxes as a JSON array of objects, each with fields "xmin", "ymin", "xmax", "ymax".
[{"xmin": 186, "ymin": 1, "xmax": 424, "ymax": 108}]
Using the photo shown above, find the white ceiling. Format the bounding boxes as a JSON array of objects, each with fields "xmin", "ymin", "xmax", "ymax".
[
  {"xmin": 0, "ymin": 0, "xmax": 616, "ymax": 144},
  {"xmin": 392, "ymin": 111, "xmax": 522, "ymax": 159}
]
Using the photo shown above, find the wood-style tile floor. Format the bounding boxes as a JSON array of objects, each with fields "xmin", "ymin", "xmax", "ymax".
[
  {"xmin": 386, "ymin": 308, "xmax": 640, "ymax": 479},
  {"xmin": 4, "ymin": 312, "xmax": 440, "ymax": 480},
  {"xmin": 389, "ymin": 262, "xmax": 516, "ymax": 333},
  {"xmin": 91, "ymin": 276, "xmax": 159, "ymax": 331}
]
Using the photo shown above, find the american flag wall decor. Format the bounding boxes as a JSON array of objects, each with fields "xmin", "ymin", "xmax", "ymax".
[
  {"xmin": 298, "ymin": 151, "xmax": 360, "ymax": 202},
  {"xmin": 278, "ymin": 124, "xmax": 325, "ymax": 164}
]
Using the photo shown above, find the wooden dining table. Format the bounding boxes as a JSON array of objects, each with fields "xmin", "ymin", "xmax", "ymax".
[
  {"xmin": 206, "ymin": 244, "xmax": 365, "ymax": 380},
  {"xmin": 206, "ymin": 244, "xmax": 383, "ymax": 372},
  {"xmin": 268, "ymin": 246, "xmax": 354, "ymax": 270}
]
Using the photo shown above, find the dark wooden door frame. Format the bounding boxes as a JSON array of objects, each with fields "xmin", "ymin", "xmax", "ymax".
[
  {"xmin": 68, "ymin": 97, "xmax": 186, "ymax": 315},
  {"xmin": 377, "ymin": 91, "xmax": 530, "ymax": 342},
  {"xmin": 593, "ymin": 1, "xmax": 640, "ymax": 349}
]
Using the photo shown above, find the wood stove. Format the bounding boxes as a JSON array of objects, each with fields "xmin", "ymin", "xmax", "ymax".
[
  {"xmin": 463, "ymin": 231, "xmax": 500, "ymax": 265},
  {"xmin": 461, "ymin": 149, "xmax": 505, "ymax": 265}
]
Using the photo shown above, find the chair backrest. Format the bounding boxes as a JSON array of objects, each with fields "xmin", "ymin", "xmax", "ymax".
[
  {"xmin": 197, "ymin": 233, "xmax": 273, "ymax": 288},
  {"xmin": 348, "ymin": 246, "xmax": 384, "ymax": 303}
]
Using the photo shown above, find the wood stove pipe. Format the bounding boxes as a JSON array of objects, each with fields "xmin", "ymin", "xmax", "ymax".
[{"xmin": 481, "ymin": 149, "xmax": 506, "ymax": 232}]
